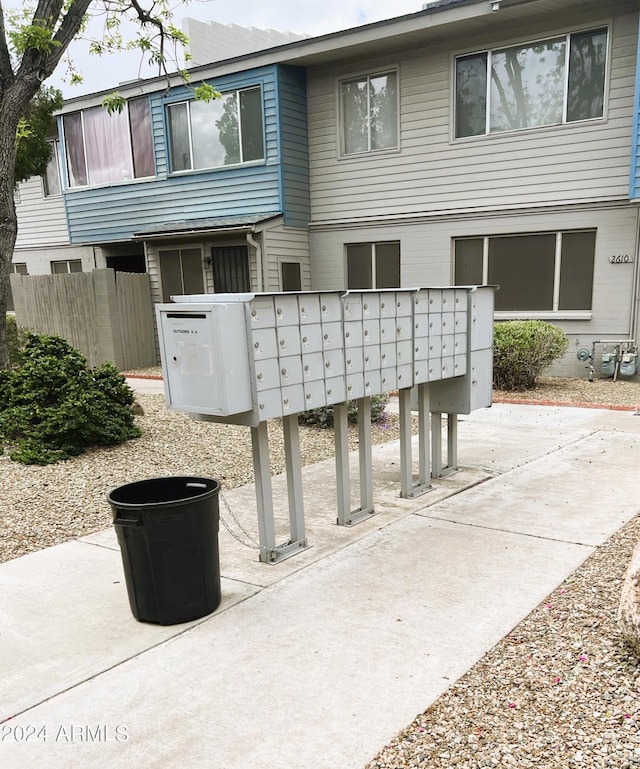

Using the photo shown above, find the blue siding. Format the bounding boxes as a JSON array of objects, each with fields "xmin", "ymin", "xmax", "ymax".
[
  {"xmin": 277, "ymin": 66, "xmax": 310, "ymax": 228},
  {"xmin": 629, "ymin": 14, "xmax": 640, "ymax": 199},
  {"xmin": 65, "ymin": 66, "xmax": 285, "ymax": 243}
]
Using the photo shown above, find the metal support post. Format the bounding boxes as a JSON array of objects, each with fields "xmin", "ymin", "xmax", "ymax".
[
  {"xmin": 334, "ymin": 399, "xmax": 375, "ymax": 526},
  {"xmin": 400, "ymin": 384, "xmax": 432, "ymax": 498},
  {"xmin": 334, "ymin": 403, "xmax": 351, "ymax": 526},
  {"xmin": 431, "ymin": 411, "xmax": 459, "ymax": 479},
  {"xmin": 282, "ymin": 414, "xmax": 308, "ymax": 552},
  {"xmin": 251, "ymin": 422, "xmax": 276, "ymax": 563}
]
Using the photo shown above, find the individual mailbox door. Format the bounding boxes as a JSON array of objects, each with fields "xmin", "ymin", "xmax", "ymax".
[
  {"xmin": 396, "ymin": 364, "xmax": 413, "ymax": 390},
  {"xmin": 414, "ymin": 360, "xmax": 431, "ymax": 384},
  {"xmin": 363, "ymin": 319, "xmax": 380, "ymax": 346},
  {"xmin": 414, "ymin": 337, "xmax": 429, "ymax": 362},
  {"xmin": 441, "ymin": 356, "xmax": 454, "ymax": 379},
  {"xmin": 363, "ymin": 346, "xmax": 381, "ymax": 371},
  {"xmin": 255, "ymin": 357, "xmax": 281, "ymax": 391},
  {"xmin": 304, "ymin": 380, "xmax": 326, "ymax": 410},
  {"xmin": 364, "ymin": 370, "xmax": 381, "ymax": 396},
  {"xmin": 396, "ymin": 340, "xmax": 413, "ymax": 366},
  {"xmin": 298, "ymin": 294, "xmax": 321, "ymax": 325},
  {"xmin": 454, "ymin": 334, "xmax": 468, "ymax": 357},
  {"xmin": 281, "ymin": 384, "xmax": 305, "ymax": 415},
  {"xmin": 441, "ymin": 312, "xmax": 455, "ymax": 337},
  {"xmin": 454, "ymin": 312, "xmax": 467, "ymax": 336},
  {"xmin": 454, "ymin": 288, "xmax": 468, "ymax": 312},
  {"xmin": 396, "ymin": 316, "xmax": 412, "ymax": 341},
  {"xmin": 322, "ymin": 322, "xmax": 343, "ymax": 350},
  {"xmin": 362, "ymin": 293, "xmax": 380, "ymax": 318},
  {"xmin": 345, "ymin": 348, "xmax": 364, "ymax": 374},
  {"xmin": 379, "ymin": 292, "xmax": 395, "ymax": 318},
  {"xmin": 380, "ymin": 317, "xmax": 396, "ymax": 344},
  {"xmin": 470, "ymin": 288, "xmax": 495, "ymax": 351},
  {"xmin": 324, "ymin": 348, "xmax": 345, "ymax": 378},
  {"xmin": 441, "ymin": 335, "xmax": 455, "ymax": 359},
  {"xmin": 346, "ymin": 373, "xmax": 365, "ymax": 400},
  {"xmin": 257, "ymin": 388, "xmax": 283, "ymax": 420},
  {"xmin": 380, "ymin": 343, "xmax": 396, "ymax": 369},
  {"xmin": 441, "ymin": 289, "xmax": 456, "ymax": 314},
  {"xmin": 279, "ymin": 356, "xmax": 303, "ymax": 387},
  {"xmin": 380, "ymin": 368, "xmax": 398, "ymax": 392},
  {"xmin": 453, "ymin": 355, "xmax": 467, "ymax": 378},
  {"xmin": 395, "ymin": 292, "xmax": 413, "ymax": 317},
  {"xmin": 428, "ymin": 315, "xmax": 442, "ymax": 336},
  {"xmin": 428, "ymin": 289, "xmax": 443, "ymax": 313},
  {"xmin": 325, "ymin": 377, "xmax": 347, "ymax": 404},
  {"xmin": 275, "ymin": 294, "xmax": 300, "ymax": 326},
  {"xmin": 277, "ymin": 325, "xmax": 303, "ymax": 357},
  {"xmin": 429, "ymin": 336, "xmax": 442, "ymax": 359},
  {"xmin": 344, "ymin": 321, "xmax": 364, "ymax": 348},
  {"xmin": 249, "ymin": 298, "xmax": 276, "ymax": 329},
  {"xmin": 320, "ymin": 294, "xmax": 342, "ymax": 323},
  {"xmin": 414, "ymin": 290, "xmax": 430, "ymax": 315},
  {"xmin": 414, "ymin": 313, "xmax": 429, "ymax": 337},
  {"xmin": 343, "ymin": 293, "xmax": 363, "ymax": 321},
  {"xmin": 302, "ymin": 352, "xmax": 325, "ymax": 381},
  {"xmin": 301, "ymin": 324, "xmax": 323, "ymax": 353},
  {"xmin": 251, "ymin": 327, "xmax": 278, "ymax": 359}
]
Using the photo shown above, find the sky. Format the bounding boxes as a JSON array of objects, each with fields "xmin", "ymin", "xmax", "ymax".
[{"xmin": 40, "ymin": 0, "xmax": 427, "ymax": 98}]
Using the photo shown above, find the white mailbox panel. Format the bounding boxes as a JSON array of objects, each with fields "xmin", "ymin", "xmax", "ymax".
[
  {"xmin": 397, "ymin": 364, "xmax": 412, "ymax": 389},
  {"xmin": 441, "ymin": 356, "xmax": 454, "ymax": 379},
  {"xmin": 441, "ymin": 312, "xmax": 455, "ymax": 336},
  {"xmin": 157, "ymin": 303, "xmax": 252, "ymax": 417},
  {"xmin": 470, "ymin": 287, "xmax": 495, "ymax": 351},
  {"xmin": 428, "ymin": 290, "xmax": 442, "ymax": 313},
  {"xmin": 380, "ymin": 343, "xmax": 396, "ymax": 368},
  {"xmin": 395, "ymin": 292, "xmax": 413, "ymax": 317},
  {"xmin": 346, "ymin": 373, "xmax": 365, "ymax": 400},
  {"xmin": 453, "ymin": 355, "xmax": 467, "ymax": 377},
  {"xmin": 363, "ymin": 346, "xmax": 381, "ymax": 370},
  {"xmin": 324, "ymin": 348, "xmax": 345, "ymax": 378},
  {"xmin": 363, "ymin": 319, "xmax": 380, "ymax": 345},
  {"xmin": 414, "ymin": 314, "xmax": 429, "ymax": 337},
  {"xmin": 441, "ymin": 334, "xmax": 455, "ymax": 358},
  {"xmin": 396, "ymin": 340, "xmax": 413, "ymax": 365},
  {"xmin": 379, "ymin": 293, "xmax": 395, "ymax": 318},
  {"xmin": 429, "ymin": 336, "xmax": 442, "ymax": 359},
  {"xmin": 304, "ymin": 380, "xmax": 326, "ymax": 409},
  {"xmin": 345, "ymin": 348, "xmax": 365, "ymax": 374},
  {"xmin": 282, "ymin": 385, "xmax": 305, "ymax": 415},
  {"xmin": 255, "ymin": 357, "xmax": 281, "ymax": 391},
  {"xmin": 396, "ymin": 316, "xmax": 412, "ymax": 341},
  {"xmin": 326, "ymin": 377, "xmax": 347, "ymax": 404},
  {"xmin": 430, "ymin": 348, "xmax": 493, "ymax": 414},
  {"xmin": 441, "ymin": 289, "xmax": 456, "ymax": 313},
  {"xmin": 320, "ymin": 294, "xmax": 342, "ymax": 322},
  {"xmin": 362, "ymin": 293, "xmax": 380, "ymax": 318},
  {"xmin": 322, "ymin": 322, "xmax": 343, "ymax": 350},
  {"xmin": 364, "ymin": 370, "xmax": 381, "ymax": 396},
  {"xmin": 414, "ymin": 337, "xmax": 429, "ymax": 361},
  {"xmin": 343, "ymin": 294, "xmax": 363, "ymax": 321},
  {"xmin": 380, "ymin": 368, "xmax": 397, "ymax": 391},
  {"xmin": 428, "ymin": 315, "xmax": 442, "ymax": 336},
  {"xmin": 414, "ymin": 290, "xmax": 429, "ymax": 314},
  {"xmin": 344, "ymin": 321, "xmax": 364, "ymax": 348},
  {"xmin": 380, "ymin": 317, "xmax": 396, "ymax": 343},
  {"xmin": 279, "ymin": 356, "xmax": 304, "ymax": 387},
  {"xmin": 257, "ymin": 387, "xmax": 283, "ymax": 420}
]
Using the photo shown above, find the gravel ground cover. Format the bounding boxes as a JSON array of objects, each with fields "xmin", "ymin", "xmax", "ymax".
[{"xmin": 3, "ymin": 372, "xmax": 640, "ymax": 768}]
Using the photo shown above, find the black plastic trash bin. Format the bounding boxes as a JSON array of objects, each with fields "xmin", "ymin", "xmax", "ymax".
[{"xmin": 108, "ymin": 477, "xmax": 221, "ymax": 625}]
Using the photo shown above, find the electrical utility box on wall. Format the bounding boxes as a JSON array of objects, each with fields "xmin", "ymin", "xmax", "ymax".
[{"xmin": 156, "ymin": 302, "xmax": 253, "ymax": 417}]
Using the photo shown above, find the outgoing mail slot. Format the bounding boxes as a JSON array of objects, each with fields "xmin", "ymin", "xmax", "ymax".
[{"xmin": 277, "ymin": 325, "xmax": 303, "ymax": 357}]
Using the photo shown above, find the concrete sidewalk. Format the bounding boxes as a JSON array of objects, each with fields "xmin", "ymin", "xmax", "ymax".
[{"xmin": 2, "ymin": 400, "xmax": 640, "ymax": 769}]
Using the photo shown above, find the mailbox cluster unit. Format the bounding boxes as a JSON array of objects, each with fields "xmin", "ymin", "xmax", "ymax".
[{"xmin": 156, "ymin": 286, "xmax": 495, "ymax": 563}]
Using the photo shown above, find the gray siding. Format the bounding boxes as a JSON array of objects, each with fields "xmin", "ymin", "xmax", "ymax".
[
  {"xmin": 15, "ymin": 177, "xmax": 69, "ymax": 249},
  {"xmin": 262, "ymin": 221, "xmax": 311, "ymax": 291},
  {"xmin": 306, "ymin": 2, "xmax": 638, "ymax": 223}
]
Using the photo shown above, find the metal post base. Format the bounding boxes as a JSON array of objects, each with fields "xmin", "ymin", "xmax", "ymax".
[
  {"xmin": 334, "ymin": 399, "xmax": 376, "ymax": 527},
  {"xmin": 259, "ymin": 538, "xmax": 310, "ymax": 565},
  {"xmin": 431, "ymin": 412, "xmax": 459, "ymax": 479},
  {"xmin": 399, "ymin": 384, "xmax": 433, "ymax": 499}
]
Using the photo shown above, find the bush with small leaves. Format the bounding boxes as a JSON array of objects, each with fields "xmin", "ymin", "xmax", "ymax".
[
  {"xmin": 493, "ymin": 320, "xmax": 569, "ymax": 391},
  {"xmin": 298, "ymin": 392, "xmax": 390, "ymax": 428},
  {"xmin": 5, "ymin": 314, "xmax": 26, "ymax": 367},
  {"xmin": 0, "ymin": 333, "xmax": 141, "ymax": 464}
]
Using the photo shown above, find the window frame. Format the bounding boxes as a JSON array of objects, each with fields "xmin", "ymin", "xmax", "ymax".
[
  {"xmin": 61, "ymin": 96, "xmax": 155, "ymax": 189},
  {"xmin": 345, "ymin": 241, "xmax": 401, "ymax": 289},
  {"xmin": 51, "ymin": 259, "xmax": 83, "ymax": 274},
  {"xmin": 453, "ymin": 230, "xmax": 596, "ymax": 319},
  {"xmin": 453, "ymin": 26, "xmax": 609, "ymax": 140},
  {"xmin": 42, "ymin": 140, "xmax": 62, "ymax": 197},
  {"xmin": 338, "ymin": 68, "xmax": 400, "ymax": 157},
  {"xmin": 165, "ymin": 85, "xmax": 266, "ymax": 174}
]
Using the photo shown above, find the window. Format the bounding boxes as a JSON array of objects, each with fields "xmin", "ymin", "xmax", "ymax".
[
  {"xmin": 8, "ymin": 263, "xmax": 28, "ymax": 312},
  {"xmin": 454, "ymin": 231, "xmax": 596, "ymax": 313},
  {"xmin": 281, "ymin": 262, "xmax": 302, "ymax": 291},
  {"xmin": 210, "ymin": 246, "xmax": 250, "ymax": 293},
  {"xmin": 51, "ymin": 260, "xmax": 82, "ymax": 274},
  {"xmin": 346, "ymin": 242, "xmax": 400, "ymax": 289},
  {"xmin": 159, "ymin": 248, "xmax": 204, "ymax": 301},
  {"xmin": 340, "ymin": 71, "xmax": 398, "ymax": 155},
  {"xmin": 167, "ymin": 87, "xmax": 264, "ymax": 172},
  {"xmin": 63, "ymin": 96, "xmax": 154, "ymax": 187},
  {"xmin": 43, "ymin": 141, "xmax": 61, "ymax": 196},
  {"xmin": 455, "ymin": 28, "xmax": 607, "ymax": 137}
]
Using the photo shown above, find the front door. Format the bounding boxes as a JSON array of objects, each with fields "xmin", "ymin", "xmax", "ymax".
[{"xmin": 211, "ymin": 246, "xmax": 250, "ymax": 293}]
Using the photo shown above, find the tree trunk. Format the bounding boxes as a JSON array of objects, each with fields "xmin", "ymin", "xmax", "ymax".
[{"xmin": 0, "ymin": 81, "xmax": 41, "ymax": 369}]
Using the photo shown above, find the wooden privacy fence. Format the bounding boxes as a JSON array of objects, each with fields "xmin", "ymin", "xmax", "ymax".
[{"xmin": 10, "ymin": 268, "xmax": 157, "ymax": 371}]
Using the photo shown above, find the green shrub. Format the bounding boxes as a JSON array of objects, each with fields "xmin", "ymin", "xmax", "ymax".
[
  {"xmin": 493, "ymin": 320, "xmax": 569, "ymax": 391},
  {"xmin": 5, "ymin": 314, "xmax": 26, "ymax": 367},
  {"xmin": 298, "ymin": 392, "xmax": 390, "ymax": 429},
  {"xmin": 0, "ymin": 333, "xmax": 141, "ymax": 464}
]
